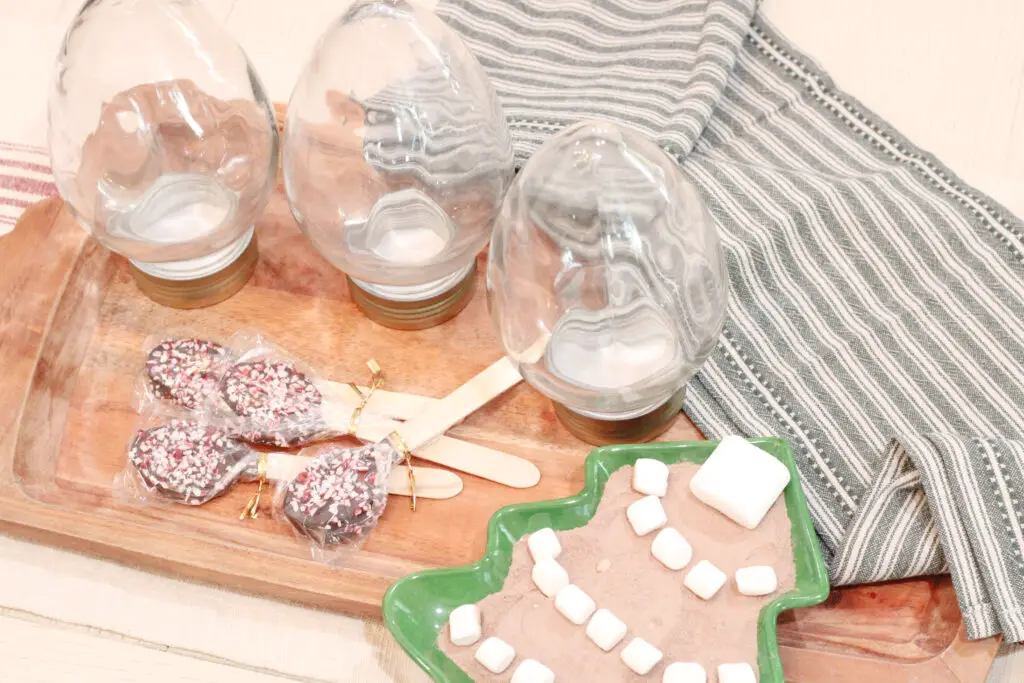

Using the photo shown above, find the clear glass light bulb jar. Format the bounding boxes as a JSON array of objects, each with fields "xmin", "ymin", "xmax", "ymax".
[
  {"xmin": 48, "ymin": 0, "xmax": 279, "ymax": 309},
  {"xmin": 488, "ymin": 120, "xmax": 728, "ymax": 445},
  {"xmin": 283, "ymin": 0, "xmax": 514, "ymax": 330}
]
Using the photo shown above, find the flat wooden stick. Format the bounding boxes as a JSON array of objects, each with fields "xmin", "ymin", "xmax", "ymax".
[
  {"xmin": 330, "ymin": 335, "xmax": 546, "ymax": 421},
  {"xmin": 396, "ymin": 356, "xmax": 524, "ymax": 451},
  {"xmin": 321, "ymin": 357, "xmax": 540, "ymax": 488},
  {"xmin": 318, "ymin": 380, "xmax": 436, "ymax": 420},
  {"xmin": 328, "ymin": 415, "xmax": 540, "ymax": 489},
  {"xmin": 365, "ymin": 357, "xmax": 540, "ymax": 488},
  {"xmin": 264, "ymin": 453, "xmax": 463, "ymax": 500}
]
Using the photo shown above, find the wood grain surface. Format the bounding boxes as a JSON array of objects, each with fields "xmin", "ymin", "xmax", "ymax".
[{"xmin": 0, "ymin": 195, "xmax": 1000, "ymax": 681}]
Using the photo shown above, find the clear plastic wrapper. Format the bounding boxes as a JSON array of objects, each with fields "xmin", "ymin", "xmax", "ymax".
[
  {"xmin": 114, "ymin": 406, "xmax": 255, "ymax": 506},
  {"xmin": 218, "ymin": 330, "xmax": 352, "ymax": 448},
  {"xmin": 274, "ymin": 438, "xmax": 400, "ymax": 562},
  {"xmin": 135, "ymin": 329, "xmax": 431, "ymax": 451},
  {"xmin": 114, "ymin": 403, "xmax": 449, "ymax": 516},
  {"xmin": 134, "ymin": 330, "xmax": 235, "ymax": 413}
]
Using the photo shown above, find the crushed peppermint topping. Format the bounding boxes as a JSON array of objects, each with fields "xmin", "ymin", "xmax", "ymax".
[
  {"xmin": 283, "ymin": 442, "xmax": 394, "ymax": 546},
  {"xmin": 220, "ymin": 360, "xmax": 325, "ymax": 447},
  {"xmin": 145, "ymin": 338, "xmax": 230, "ymax": 409},
  {"xmin": 128, "ymin": 420, "xmax": 248, "ymax": 505}
]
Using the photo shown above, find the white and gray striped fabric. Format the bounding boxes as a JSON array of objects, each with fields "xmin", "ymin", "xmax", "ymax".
[{"xmin": 436, "ymin": 0, "xmax": 1024, "ymax": 641}]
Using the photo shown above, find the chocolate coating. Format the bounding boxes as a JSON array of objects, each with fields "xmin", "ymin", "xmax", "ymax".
[
  {"xmin": 220, "ymin": 359, "xmax": 326, "ymax": 447},
  {"xmin": 145, "ymin": 338, "xmax": 230, "ymax": 409},
  {"xmin": 281, "ymin": 442, "xmax": 394, "ymax": 547},
  {"xmin": 128, "ymin": 420, "xmax": 251, "ymax": 504}
]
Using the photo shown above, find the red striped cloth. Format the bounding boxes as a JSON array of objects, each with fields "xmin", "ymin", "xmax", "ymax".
[{"xmin": 0, "ymin": 140, "xmax": 58, "ymax": 234}]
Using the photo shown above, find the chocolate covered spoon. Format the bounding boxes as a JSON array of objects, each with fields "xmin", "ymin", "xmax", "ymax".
[
  {"xmin": 142, "ymin": 337, "xmax": 429, "ymax": 419},
  {"xmin": 127, "ymin": 420, "xmax": 463, "ymax": 506},
  {"xmin": 140, "ymin": 338, "xmax": 538, "ymax": 488},
  {"xmin": 144, "ymin": 338, "xmax": 231, "ymax": 409},
  {"xmin": 222, "ymin": 357, "xmax": 539, "ymax": 488},
  {"xmin": 281, "ymin": 356, "xmax": 529, "ymax": 548}
]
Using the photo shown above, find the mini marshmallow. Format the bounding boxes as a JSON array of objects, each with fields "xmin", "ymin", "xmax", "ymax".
[
  {"xmin": 554, "ymin": 584, "xmax": 596, "ymax": 625},
  {"xmin": 626, "ymin": 495, "xmax": 668, "ymax": 536},
  {"xmin": 585, "ymin": 608, "xmax": 627, "ymax": 652},
  {"xmin": 633, "ymin": 458, "xmax": 670, "ymax": 496},
  {"xmin": 651, "ymin": 527, "xmax": 693, "ymax": 571},
  {"xmin": 621, "ymin": 637, "xmax": 663, "ymax": 675},
  {"xmin": 532, "ymin": 557, "xmax": 570, "ymax": 598},
  {"xmin": 717, "ymin": 663, "xmax": 757, "ymax": 683},
  {"xmin": 528, "ymin": 527, "xmax": 562, "ymax": 562},
  {"xmin": 475, "ymin": 637, "xmax": 516, "ymax": 674},
  {"xmin": 689, "ymin": 435, "xmax": 791, "ymax": 530},
  {"xmin": 510, "ymin": 659, "xmax": 556, "ymax": 683},
  {"xmin": 448, "ymin": 604, "xmax": 482, "ymax": 646},
  {"xmin": 736, "ymin": 565, "xmax": 778, "ymax": 597},
  {"xmin": 683, "ymin": 560, "xmax": 728, "ymax": 600},
  {"xmin": 663, "ymin": 662, "xmax": 707, "ymax": 683}
]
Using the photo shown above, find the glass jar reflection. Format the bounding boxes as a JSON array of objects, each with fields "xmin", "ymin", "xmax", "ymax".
[
  {"xmin": 48, "ymin": 0, "xmax": 278, "ymax": 307},
  {"xmin": 487, "ymin": 120, "xmax": 728, "ymax": 443},
  {"xmin": 284, "ymin": 0, "xmax": 514, "ymax": 329}
]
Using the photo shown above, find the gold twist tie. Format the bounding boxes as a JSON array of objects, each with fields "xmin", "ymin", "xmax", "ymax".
[
  {"xmin": 347, "ymin": 359, "xmax": 384, "ymax": 436},
  {"xmin": 240, "ymin": 452, "xmax": 269, "ymax": 520},
  {"xmin": 388, "ymin": 430, "xmax": 417, "ymax": 512}
]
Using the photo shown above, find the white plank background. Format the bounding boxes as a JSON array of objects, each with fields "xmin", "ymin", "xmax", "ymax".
[{"xmin": 0, "ymin": 0, "xmax": 1020, "ymax": 681}]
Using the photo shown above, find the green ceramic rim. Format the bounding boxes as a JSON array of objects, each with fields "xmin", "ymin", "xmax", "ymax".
[{"xmin": 383, "ymin": 438, "xmax": 830, "ymax": 682}]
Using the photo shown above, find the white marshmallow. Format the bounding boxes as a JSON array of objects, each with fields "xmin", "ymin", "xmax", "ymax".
[
  {"xmin": 633, "ymin": 458, "xmax": 670, "ymax": 496},
  {"xmin": 447, "ymin": 604, "xmax": 482, "ymax": 646},
  {"xmin": 528, "ymin": 527, "xmax": 562, "ymax": 562},
  {"xmin": 585, "ymin": 608, "xmax": 627, "ymax": 652},
  {"xmin": 683, "ymin": 560, "xmax": 728, "ymax": 600},
  {"xmin": 735, "ymin": 566, "xmax": 778, "ymax": 597},
  {"xmin": 717, "ymin": 663, "xmax": 757, "ymax": 683},
  {"xmin": 620, "ymin": 637, "xmax": 663, "ymax": 675},
  {"xmin": 532, "ymin": 557, "xmax": 570, "ymax": 598},
  {"xmin": 474, "ymin": 637, "xmax": 516, "ymax": 674},
  {"xmin": 510, "ymin": 659, "xmax": 556, "ymax": 683},
  {"xmin": 689, "ymin": 435, "xmax": 791, "ymax": 530},
  {"xmin": 663, "ymin": 662, "xmax": 707, "ymax": 683},
  {"xmin": 626, "ymin": 495, "xmax": 668, "ymax": 536},
  {"xmin": 651, "ymin": 527, "xmax": 693, "ymax": 571},
  {"xmin": 554, "ymin": 584, "xmax": 596, "ymax": 625}
]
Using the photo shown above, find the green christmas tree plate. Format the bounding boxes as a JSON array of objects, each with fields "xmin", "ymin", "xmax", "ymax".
[{"xmin": 383, "ymin": 438, "xmax": 829, "ymax": 682}]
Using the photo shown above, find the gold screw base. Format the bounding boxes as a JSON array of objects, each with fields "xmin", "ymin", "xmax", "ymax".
[
  {"xmin": 346, "ymin": 263, "xmax": 477, "ymax": 331},
  {"xmin": 129, "ymin": 235, "xmax": 259, "ymax": 309},
  {"xmin": 553, "ymin": 387, "xmax": 687, "ymax": 446}
]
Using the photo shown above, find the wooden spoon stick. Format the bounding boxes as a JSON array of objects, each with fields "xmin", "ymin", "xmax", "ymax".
[
  {"xmin": 359, "ymin": 419, "xmax": 540, "ymax": 488},
  {"xmin": 396, "ymin": 356, "xmax": 523, "ymax": 451},
  {"xmin": 360, "ymin": 357, "xmax": 540, "ymax": 488},
  {"xmin": 318, "ymin": 381, "xmax": 436, "ymax": 420},
  {"xmin": 319, "ymin": 403, "xmax": 540, "ymax": 489},
  {"xmin": 317, "ymin": 349, "xmax": 539, "ymax": 423},
  {"xmin": 322, "ymin": 357, "xmax": 540, "ymax": 488},
  {"xmin": 333, "ymin": 411, "xmax": 540, "ymax": 489}
]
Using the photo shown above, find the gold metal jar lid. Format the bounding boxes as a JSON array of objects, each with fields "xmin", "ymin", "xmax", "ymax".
[
  {"xmin": 346, "ymin": 263, "xmax": 477, "ymax": 331},
  {"xmin": 130, "ymin": 235, "xmax": 259, "ymax": 309},
  {"xmin": 553, "ymin": 387, "xmax": 687, "ymax": 446}
]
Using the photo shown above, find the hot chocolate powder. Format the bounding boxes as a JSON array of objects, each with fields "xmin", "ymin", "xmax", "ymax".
[{"xmin": 440, "ymin": 462, "xmax": 796, "ymax": 681}]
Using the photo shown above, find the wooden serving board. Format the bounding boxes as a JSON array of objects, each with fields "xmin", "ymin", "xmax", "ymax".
[{"xmin": 0, "ymin": 197, "xmax": 1000, "ymax": 682}]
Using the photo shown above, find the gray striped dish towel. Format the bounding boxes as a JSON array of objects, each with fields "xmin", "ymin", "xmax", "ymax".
[{"xmin": 437, "ymin": 0, "xmax": 1024, "ymax": 641}]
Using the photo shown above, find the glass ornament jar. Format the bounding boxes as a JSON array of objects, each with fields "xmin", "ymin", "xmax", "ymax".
[
  {"xmin": 487, "ymin": 121, "xmax": 728, "ymax": 444},
  {"xmin": 48, "ymin": 0, "xmax": 279, "ymax": 308},
  {"xmin": 283, "ymin": 0, "xmax": 514, "ymax": 329}
]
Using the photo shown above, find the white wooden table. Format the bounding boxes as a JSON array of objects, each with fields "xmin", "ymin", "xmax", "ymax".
[{"xmin": 0, "ymin": 1, "xmax": 1020, "ymax": 680}]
